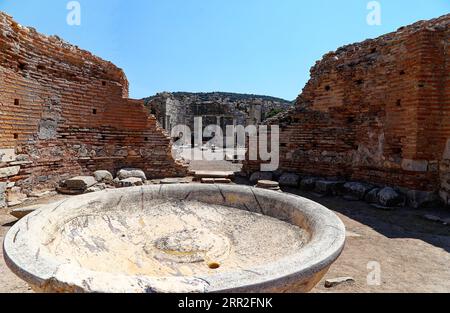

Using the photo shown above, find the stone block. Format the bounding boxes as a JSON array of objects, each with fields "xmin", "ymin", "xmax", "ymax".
[
  {"xmin": 314, "ymin": 180, "xmax": 345, "ymax": 195},
  {"xmin": 300, "ymin": 177, "xmax": 318, "ymax": 190},
  {"xmin": 0, "ymin": 149, "xmax": 16, "ymax": 163},
  {"xmin": 250, "ymin": 172, "xmax": 273, "ymax": 184},
  {"xmin": 64, "ymin": 176, "xmax": 97, "ymax": 190},
  {"xmin": 343, "ymin": 182, "xmax": 374, "ymax": 200},
  {"xmin": 0, "ymin": 166, "xmax": 20, "ymax": 179},
  {"xmin": 119, "ymin": 178, "xmax": 144, "ymax": 187},
  {"xmin": 94, "ymin": 170, "xmax": 114, "ymax": 183},
  {"xmin": 279, "ymin": 173, "xmax": 300, "ymax": 187},
  {"xmin": 325, "ymin": 277, "xmax": 355, "ymax": 288},
  {"xmin": 86, "ymin": 183, "xmax": 107, "ymax": 193},
  {"xmin": 401, "ymin": 159, "xmax": 428, "ymax": 172},
  {"xmin": 117, "ymin": 168, "xmax": 147, "ymax": 182},
  {"xmin": 377, "ymin": 187, "xmax": 404, "ymax": 207},
  {"xmin": 272, "ymin": 169, "xmax": 285, "ymax": 181},
  {"xmin": 365, "ymin": 188, "xmax": 380, "ymax": 204}
]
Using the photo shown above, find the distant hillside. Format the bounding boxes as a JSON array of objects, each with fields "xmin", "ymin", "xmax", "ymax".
[
  {"xmin": 143, "ymin": 91, "xmax": 294, "ymax": 106},
  {"xmin": 143, "ymin": 92, "xmax": 294, "ymax": 130}
]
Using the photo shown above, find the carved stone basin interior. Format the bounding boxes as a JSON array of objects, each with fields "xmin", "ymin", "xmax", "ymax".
[{"xmin": 3, "ymin": 184, "xmax": 345, "ymax": 293}]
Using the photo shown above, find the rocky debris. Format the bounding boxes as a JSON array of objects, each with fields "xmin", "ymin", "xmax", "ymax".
[
  {"xmin": 117, "ymin": 168, "xmax": 147, "ymax": 182},
  {"xmin": 250, "ymin": 172, "xmax": 273, "ymax": 184},
  {"xmin": 377, "ymin": 187, "xmax": 405, "ymax": 208},
  {"xmin": 0, "ymin": 182, "xmax": 7, "ymax": 208},
  {"xmin": 15, "ymin": 154, "xmax": 29, "ymax": 162},
  {"xmin": 160, "ymin": 178, "xmax": 191, "ymax": 184},
  {"xmin": 58, "ymin": 176, "xmax": 97, "ymax": 195},
  {"xmin": 365, "ymin": 188, "xmax": 380, "ymax": 204},
  {"xmin": 201, "ymin": 178, "xmax": 232, "ymax": 184},
  {"xmin": 0, "ymin": 166, "xmax": 20, "ymax": 179},
  {"xmin": 314, "ymin": 180, "xmax": 345, "ymax": 195},
  {"xmin": 324, "ymin": 277, "xmax": 355, "ymax": 288},
  {"xmin": 272, "ymin": 169, "xmax": 285, "ymax": 181},
  {"xmin": 94, "ymin": 170, "xmax": 113, "ymax": 183},
  {"xmin": 118, "ymin": 178, "xmax": 144, "ymax": 187},
  {"xmin": 343, "ymin": 182, "xmax": 374, "ymax": 201},
  {"xmin": 407, "ymin": 190, "xmax": 440, "ymax": 209},
  {"xmin": 278, "ymin": 173, "xmax": 300, "ymax": 187},
  {"xmin": 256, "ymin": 180, "xmax": 281, "ymax": 192},
  {"xmin": 294, "ymin": 176, "xmax": 443, "ymax": 209},
  {"xmin": 300, "ymin": 177, "xmax": 318, "ymax": 190},
  {"xmin": 86, "ymin": 183, "xmax": 107, "ymax": 193},
  {"xmin": 65, "ymin": 176, "xmax": 97, "ymax": 190}
]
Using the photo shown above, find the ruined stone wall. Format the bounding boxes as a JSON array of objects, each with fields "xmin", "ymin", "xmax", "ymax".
[
  {"xmin": 0, "ymin": 12, "xmax": 187, "ymax": 205},
  {"xmin": 145, "ymin": 92, "xmax": 293, "ymax": 138},
  {"xmin": 244, "ymin": 14, "xmax": 449, "ymax": 200}
]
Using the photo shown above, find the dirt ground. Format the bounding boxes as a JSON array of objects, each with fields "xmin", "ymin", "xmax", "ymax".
[
  {"xmin": 1, "ymin": 184, "xmax": 449, "ymax": 293},
  {"xmin": 1, "ymin": 209, "xmax": 32, "ymax": 293}
]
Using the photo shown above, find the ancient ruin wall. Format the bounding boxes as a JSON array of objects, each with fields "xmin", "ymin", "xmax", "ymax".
[
  {"xmin": 145, "ymin": 92, "xmax": 293, "ymax": 136},
  {"xmin": 0, "ymin": 12, "xmax": 187, "ymax": 204},
  {"xmin": 244, "ymin": 14, "xmax": 449, "ymax": 200}
]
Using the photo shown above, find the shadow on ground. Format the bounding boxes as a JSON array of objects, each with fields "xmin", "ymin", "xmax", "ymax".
[{"xmin": 280, "ymin": 186, "xmax": 450, "ymax": 253}]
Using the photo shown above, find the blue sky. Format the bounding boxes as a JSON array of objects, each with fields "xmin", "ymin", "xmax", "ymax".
[{"xmin": 0, "ymin": 1, "xmax": 448, "ymax": 100}]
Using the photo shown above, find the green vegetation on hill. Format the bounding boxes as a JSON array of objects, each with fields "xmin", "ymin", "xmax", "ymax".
[{"xmin": 143, "ymin": 91, "xmax": 294, "ymax": 105}]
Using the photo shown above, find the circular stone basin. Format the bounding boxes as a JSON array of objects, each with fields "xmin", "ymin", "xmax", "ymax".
[{"xmin": 3, "ymin": 184, "xmax": 345, "ymax": 293}]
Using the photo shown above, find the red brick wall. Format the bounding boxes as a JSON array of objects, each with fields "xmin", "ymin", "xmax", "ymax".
[
  {"xmin": 244, "ymin": 14, "xmax": 449, "ymax": 198},
  {"xmin": 0, "ymin": 12, "xmax": 187, "ymax": 195}
]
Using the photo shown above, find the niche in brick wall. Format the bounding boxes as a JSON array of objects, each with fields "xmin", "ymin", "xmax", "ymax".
[
  {"xmin": 14, "ymin": 99, "xmax": 19, "ymax": 106},
  {"xmin": 17, "ymin": 61, "xmax": 27, "ymax": 71}
]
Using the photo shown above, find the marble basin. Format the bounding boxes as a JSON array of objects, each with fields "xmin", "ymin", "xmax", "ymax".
[{"xmin": 3, "ymin": 184, "xmax": 345, "ymax": 293}]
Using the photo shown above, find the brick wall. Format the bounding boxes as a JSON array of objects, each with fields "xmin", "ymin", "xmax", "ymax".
[
  {"xmin": 0, "ymin": 12, "xmax": 187, "ymax": 199},
  {"xmin": 244, "ymin": 14, "xmax": 449, "ymax": 201}
]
